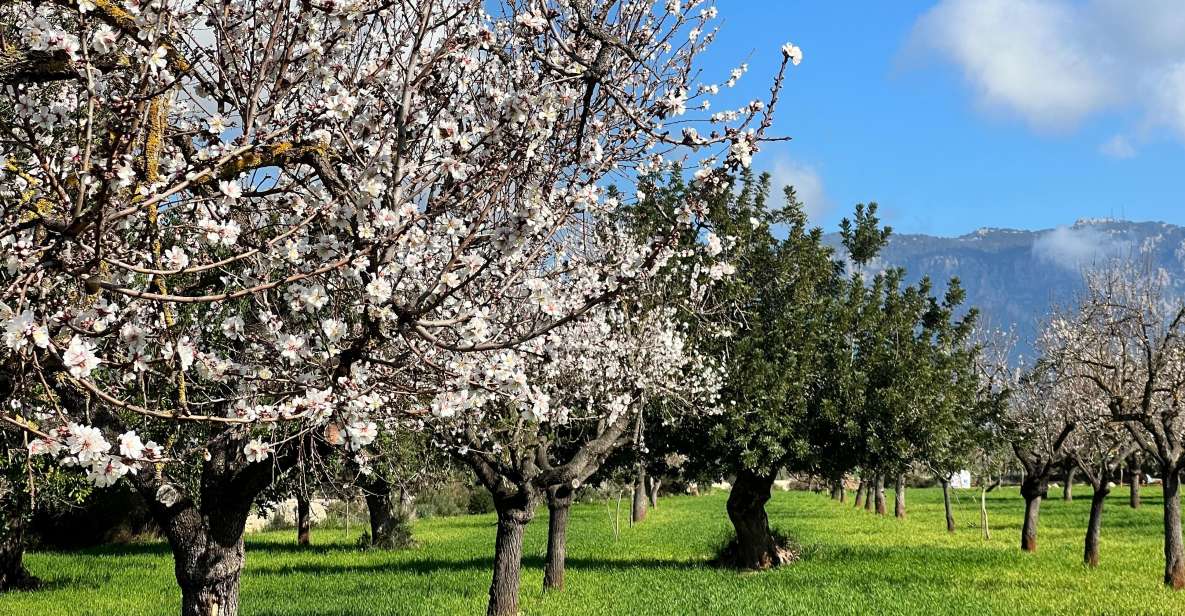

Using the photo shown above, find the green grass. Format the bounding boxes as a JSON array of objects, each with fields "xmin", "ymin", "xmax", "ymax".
[{"xmin": 5, "ymin": 486, "xmax": 1185, "ymax": 615}]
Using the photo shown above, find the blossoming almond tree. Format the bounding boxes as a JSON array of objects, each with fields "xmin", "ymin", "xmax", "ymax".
[
  {"xmin": 1044, "ymin": 263, "xmax": 1185, "ymax": 587},
  {"xmin": 1002, "ymin": 359, "xmax": 1077, "ymax": 553},
  {"xmin": 433, "ymin": 301, "xmax": 722, "ymax": 616},
  {"xmin": 1, "ymin": 0, "xmax": 797, "ymax": 613}
]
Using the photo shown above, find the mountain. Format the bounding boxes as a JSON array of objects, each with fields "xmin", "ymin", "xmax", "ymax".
[{"xmin": 824, "ymin": 219, "xmax": 1185, "ymax": 361}]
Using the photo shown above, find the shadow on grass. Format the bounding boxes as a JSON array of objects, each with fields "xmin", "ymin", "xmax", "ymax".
[{"xmin": 247, "ymin": 554, "xmax": 706, "ymax": 578}]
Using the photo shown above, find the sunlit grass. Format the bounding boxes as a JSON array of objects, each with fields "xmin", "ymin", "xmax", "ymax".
[{"xmin": 4, "ymin": 486, "xmax": 1184, "ymax": 615}]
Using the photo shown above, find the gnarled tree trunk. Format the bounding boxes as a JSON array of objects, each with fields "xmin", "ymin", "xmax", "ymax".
[
  {"xmin": 941, "ymin": 478, "xmax": 955, "ymax": 533},
  {"xmin": 854, "ymin": 479, "xmax": 866, "ymax": 508},
  {"xmin": 363, "ymin": 478, "xmax": 414, "ymax": 550},
  {"xmin": 725, "ymin": 468, "xmax": 781, "ymax": 569},
  {"xmin": 126, "ymin": 430, "xmax": 308, "ymax": 616},
  {"xmin": 1020, "ymin": 475, "xmax": 1046, "ymax": 552},
  {"xmin": 0, "ymin": 477, "xmax": 36, "ymax": 591},
  {"xmin": 1161, "ymin": 466, "xmax": 1185, "ymax": 589},
  {"xmin": 893, "ymin": 475, "xmax": 906, "ymax": 518},
  {"xmin": 149, "ymin": 491, "xmax": 253, "ymax": 616},
  {"xmin": 1063, "ymin": 466, "xmax": 1075, "ymax": 502},
  {"xmin": 631, "ymin": 466, "xmax": 647, "ymax": 524},
  {"xmin": 874, "ymin": 475, "xmax": 886, "ymax": 515},
  {"xmin": 175, "ymin": 531, "xmax": 245, "ymax": 616},
  {"xmin": 1084, "ymin": 484, "xmax": 1108, "ymax": 567},
  {"xmin": 647, "ymin": 476, "xmax": 660, "ymax": 509},
  {"xmin": 296, "ymin": 494, "xmax": 311, "ymax": 546},
  {"xmin": 488, "ymin": 491, "xmax": 535, "ymax": 616},
  {"xmin": 543, "ymin": 485, "xmax": 573, "ymax": 592}
]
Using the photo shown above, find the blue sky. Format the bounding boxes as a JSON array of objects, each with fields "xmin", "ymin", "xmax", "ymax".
[{"xmin": 697, "ymin": 0, "xmax": 1185, "ymax": 236}]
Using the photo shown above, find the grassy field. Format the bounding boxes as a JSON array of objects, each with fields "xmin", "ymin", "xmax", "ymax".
[{"xmin": 4, "ymin": 485, "xmax": 1185, "ymax": 615}]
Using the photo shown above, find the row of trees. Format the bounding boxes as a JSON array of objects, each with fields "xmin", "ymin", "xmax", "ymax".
[
  {"xmin": 617, "ymin": 167, "xmax": 990, "ymax": 569},
  {"xmin": 1005, "ymin": 262, "xmax": 1185, "ymax": 586}
]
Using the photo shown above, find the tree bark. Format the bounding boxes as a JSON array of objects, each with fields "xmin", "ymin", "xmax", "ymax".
[
  {"xmin": 161, "ymin": 501, "xmax": 250, "ymax": 616},
  {"xmin": 631, "ymin": 467, "xmax": 647, "ymax": 524},
  {"xmin": 724, "ymin": 469, "xmax": 781, "ymax": 569},
  {"xmin": 0, "ymin": 481, "xmax": 35, "ymax": 591},
  {"xmin": 874, "ymin": 475, "xmax": 886, "ymax": 515},
  {"xmin": 1063, "ymin": 466, "xmax": 1075, "ymax": 502},
  {"xmin": 1130, "ymin": 456, "xmax": 1142, "ymax": 509},
  {"xmin": 543, "ymin": 486, "xmax": 573, "ymax": 592},
  {"xmin": 865, "ymin": 476, "xmax": 875, "ymax": 512},
  {"xmin": 1020, "ymin": 476, "xmax": 1046, "ymax": 552},
  {"xmin": 647, "ymin": 476, "xmax": 660, "ymax": 509},
  {"xmin": 1161, "ymin": 466, "xmax": 1185, "ymax": 589},
  {"xmin": 1084, "ymin": 484, "xmax": 1108, "ymax": 567},
  {"xmin": 893, "ymin": 475, "xmax": 906, "ymax": 518},
  {"xmin": 854, "ymin": 480, "xmax": 866, "ymax": 508},
  {"xmin": 941, "ymin": 478, "xmax": 955, "ymax": 533},
  {"xmin": 488, "ymin": 495, "xmax": 533, "ymax": 616},
  {"xmin": 125, "ymin": 430, "xmax": 308, "ymax": 616},
  {"xmin": 296, "ymin": 494, "xmax": 311, "ymax": 546}
]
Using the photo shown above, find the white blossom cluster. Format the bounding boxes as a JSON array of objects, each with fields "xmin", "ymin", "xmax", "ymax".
[{"xmin": 0, "ymin": 0, "xmax": 797, "ymax": 488}]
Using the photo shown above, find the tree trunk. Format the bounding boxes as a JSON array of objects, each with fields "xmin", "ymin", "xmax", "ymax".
[
  {"xmin": 178, "ymin": 551, "xmax": 243, "ymax": 616},
  {"xmin": 361, "ymin": 474, "xmax": 414, "ymax": 550},
  {"xmin": 941, "ymin": 478, "xmax": 955, "ymax": 533},
  {"xmin": 647, "ymin": 476, "xmax": 660, "ymax": 509},
  {"xmin": 631, "ymin": 467, "xmax": 647, "ymax": 524},
  {"xmin": 980, "ymin": 485, "xmax": 990, "ymax": 540},
  {"xmin": 296, "ymin": 494, "xmax": 311, "ymax": 546},
  {"xmin": 1161, "ymin": 466, "xmax": 1185, "ymax": 589},
  {"xmin": 854, "ymin": 480, "xmax": 866, "ymax": 508},
  {"xmin": 865, "ymin": 476, "xmax": 875, "ymax": 512},
  {"xmin": 1130, "ymin": 456, "xmax": 1142, "ymax": 509},
  {"xmin": 398, "ymin": 487, "xmax": 417, "ymax": 524},
  {"xmin": 1084, "ymin": 484, "xmax": 1108, "ymax": 567},
  {"xmin": 1020, "ymin": 476, "xmax": 1046, "ymax": 552},
  {"xmin": 488, "ymin": 496, "xmax": 533, "ymax": 616},
  {"xmin": 1063, "ymin": 466, "xmax": 1075, "ymax": 502},
  {"xmin": 0, "ymin": 489, "xmax": 35, "ymax": 591},
  {"xmin": 164, "ymin": 504, "xmax": 250, "ymax": 616},
  {"xmin": 874, "ymin": 475, "xmax": 886, "ymax": 515},
  {"xmin": 724, "ymin": 469, "xmax": 781, "ymax": 569},
  {"xmin": 893, "ymin": 475, "xmax": 906, "ymax": 518},
  {"xmin": 543, "ymin": 486, "xmax": 573, "ymax": 592}
]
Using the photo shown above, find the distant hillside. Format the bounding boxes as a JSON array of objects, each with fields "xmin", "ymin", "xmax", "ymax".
[{"xmin": 825, "ymin": 219, "xmax": 1185, "ymax": 361}]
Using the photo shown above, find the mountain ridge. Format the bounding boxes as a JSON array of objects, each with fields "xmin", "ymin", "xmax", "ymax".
[{"xmin": 822, "ymin": 219, "xmax": 1185, "ymax": 360}]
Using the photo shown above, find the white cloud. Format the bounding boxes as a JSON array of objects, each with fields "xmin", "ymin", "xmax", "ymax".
[
  {"xmin": 769, "ymin": 158, "xmax": 830, "ymax": 221},
  {"xmin": 1149, "ymin": 62, "xmax": 1185, "ymax": 139},
  {"xmin": 1099, "ymin": 134, "xmax": 1136, "ymax": 159},
  {"xmin": 907, "ymin": 0, "xmax": 1185, "ymax": 144},
  {"xmin": 1032, "ymin": 225, "xmax": 1122, "ymax": 270}
]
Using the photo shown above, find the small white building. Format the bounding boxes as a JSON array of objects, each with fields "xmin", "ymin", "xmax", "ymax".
[{"xmin": 950, "ymin": 470, "xmax": 973, "ymax": 489}]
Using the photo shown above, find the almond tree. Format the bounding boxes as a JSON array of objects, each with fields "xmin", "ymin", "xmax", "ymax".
[
  {"xmin": 439, "ymin": 303, "xmax": 720, "ymax": 615},
  {"xmin": 0, "ymin": 0, "xmax": 798, "ymax": 613},
  {"xmin": 1004, "ymin": 360, "xmax": 1077, "ymax": 553},
  {"xmin": 1061, "ymin": 386, "xmax": 1136, "ymax": 567},
  {"xmin": 1045, "ymin": 263, "xmax": 1185, "ymax": 587}
]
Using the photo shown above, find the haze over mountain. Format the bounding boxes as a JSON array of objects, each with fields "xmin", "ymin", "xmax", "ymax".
[{"xmin": 826, "ymin": 219, "xmax": 1185, "ymax": 361}]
